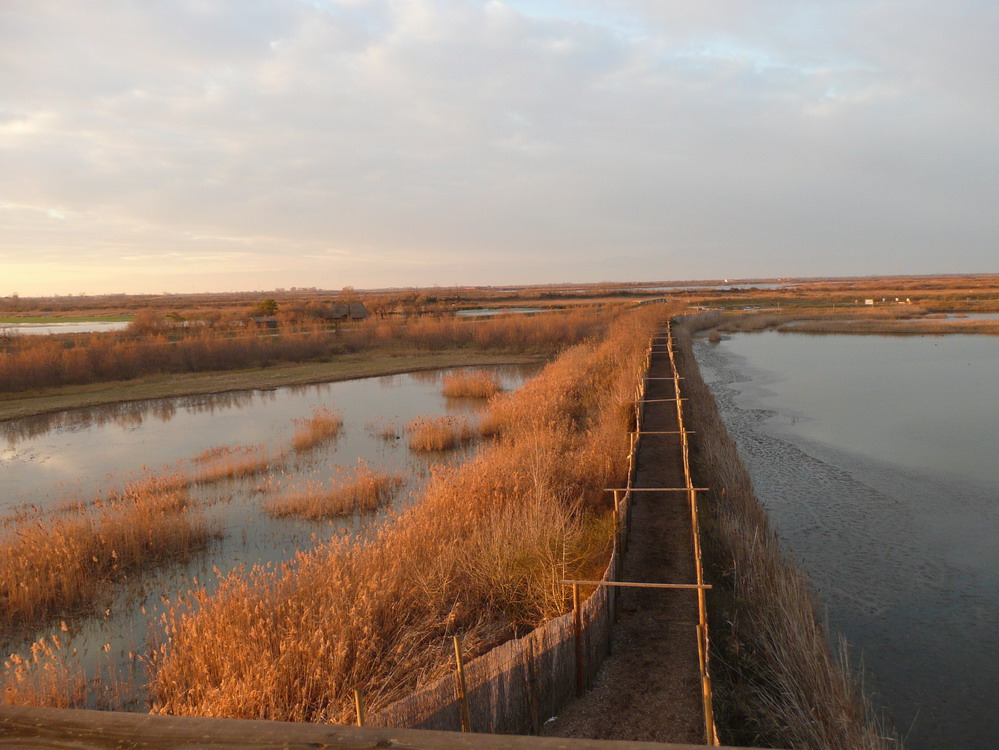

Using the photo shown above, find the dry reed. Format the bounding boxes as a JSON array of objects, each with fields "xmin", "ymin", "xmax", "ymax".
[
  {"xmin": 290, "ymin": 406, "xmax": 344, "ymax": 453},
  {"xmin": 1, "ymin": 636, "xmax": 86, "ymax": 708},
  {"xmin": 186, "ymin": 444, "xmax": 282, "ymax": 485},
  {"xmin": 406, "ymin": 415, "xmax": 477, "ymax": 452},
  {"xmin": 148, "ymin": 307, "xmax": 663, "ymax": 723},
  {"xmin": 0, "ymin": 477, "xmax": 213, "ymax": 641},
  {"xmin": 441, "ymin": 370, "xmax": 503, "ymax": 399},
  {"xmin": 265, "ymin": 462, "xmax": 404, "ymax": 520}
]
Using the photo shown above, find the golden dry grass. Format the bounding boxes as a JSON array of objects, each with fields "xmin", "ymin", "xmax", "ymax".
[
  {"xmin": 405, "ymin": 415, "xmax": 478, "ymax": 452},
  {"xmin": 264, "ymin": 462, "xmax": 404, "ymax": 520},
  {"xmin": 148, "ymin": 306, "xmax": 663, "ymax": 723},
  {"xmin": 1, "ymin": 636, "xmax": 86, "ymax": 708},
  {"xmin": 441, "ymin": 369, "xmax": 503, "ymax": 399},
  {"xmin": 186, "ymin": 444, "xmax": 282, "ymax": 484},
  {"xmin": 0, "ymin": 477, "xmax": 213, "ymax": 641},
  {"xmin": 290, "ymin": 406, "xmax": 344, "ymax": 453}
]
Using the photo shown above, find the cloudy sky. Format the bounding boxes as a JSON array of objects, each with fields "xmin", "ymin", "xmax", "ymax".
[{"xmin": 2, "ymin": 0, "xmax": 997, "ymax": 296}]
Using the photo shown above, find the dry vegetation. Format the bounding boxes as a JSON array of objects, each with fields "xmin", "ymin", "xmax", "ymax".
[
  {"xmin": 290, "ymin": 406, "xmax": 344, "ymax": 453},
  {"xmin": 441, "ymin": 369, "xmax": 504, "ymax": 399},
  {"xmin": 265, "ymin": 462, "xmax": 404, "ymax": 520},
  {"xmin": 147, "ymin": 307, "xmax": 662, "ymax": 722},
  {"xmin": 405, "ymin": 414, "xmax": 478, "ymax": 452},
  {"xmin": 0, "ymin": 308, "xmax": 612, "ymax": 396},
  {"xmin": 674, "ymin": 313, "xmax": 897, "ymax": 750},
  {"xmin": 186, "ymin": 444, "xmax": 282, "ymax": 485},
  {"xmin": 0, "ymin": 477, "xmax": 213, "ymax": 642}
]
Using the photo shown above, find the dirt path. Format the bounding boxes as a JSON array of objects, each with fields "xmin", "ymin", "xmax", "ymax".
[{"xmin": 542, "ymin": 330, "xmax": 704, "ymax": 743}]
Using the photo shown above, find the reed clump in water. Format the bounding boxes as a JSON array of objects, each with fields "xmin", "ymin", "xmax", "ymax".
[
  {"xmin": 290, "ymin": 406, "xmax": 344, "ymax": 453},
  {"xmin": 673, "ymin": 316, "xmax": 898, "ymax": 750},
  {"xmin": 1, "ymin": 636, "xmax": 86, "ymax": 708},
  {"xmin": 406, "ymin": 415, "xmax": 477, "ymax": 452},
  {"xmin": 148, "ymin": 307, "xmax": 663, "ymax": 723},
  {"xmin": 441, "ymin": 369, "xmax": 504, "ymax": 399},
  {"xmin": 186, "ymin": 444, "xmax": 282, "ymax": 484},
  {"xmin": 265, "ymin": 462, "xmax": 404, "ymax": 520},
  {"xmin": 0, "ymin": 477, "xmax": 213, "ymax": 641}
]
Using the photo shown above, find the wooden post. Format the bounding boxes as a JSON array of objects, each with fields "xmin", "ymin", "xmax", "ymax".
[
  {"xmin": 525, "ymin": 639, "xmax": 540, "ymax": 735},
  {"xmin": 573, "ymin": 583, "xmax": 585, "ymax": 697},
  {"xmin": 453, "ymin": 636, "xmax": 472, "ymax": 733},
  {"xmin": 353, "ymin": 689, "xmax": 364, "ymax": 728}
]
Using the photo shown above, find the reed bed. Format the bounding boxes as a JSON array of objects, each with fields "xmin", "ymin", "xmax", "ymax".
[
  {"xmin": 265, "ymin": 462, "xmax": 404, "ymax": 520},
  {"xmin": 0, "ymin": 308, "xmax": 614, "ymax": 395},
  {"xmin": 290, "ymin": 406, "xmax": 344, "ymax": 453},
  {"xmin": 148, "ymin": 307, "xmax": 662, "ymax": 722},
  {"xmin": 1, "ymin": 636, "xmax": 86, "ymax": 708},
  {"xmin": 673, "ymin": 317, "xmax": 898, "ymax": 750},
  {"xmin": 0, "ymin": 477, "xmax": 213, "ymax": 642},
  {"xmin": 186, "ymin": 444, "xmax": 282, "ymax": 485},
  {"xmin": 441, "ymin": 369, "xmax": 504, "ymax": 399},
  {"xmin": 405, "ymin": 415, "xmax": 478, "ymax": 452}
]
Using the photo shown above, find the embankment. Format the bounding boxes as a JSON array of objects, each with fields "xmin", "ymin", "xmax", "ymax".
[{"xmin": 674, "ymin": 312, "xmax": 897, "ymax": 749}]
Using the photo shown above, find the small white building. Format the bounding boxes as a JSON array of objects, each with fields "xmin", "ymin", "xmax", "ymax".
[{"xmin": 864, "ymin": 299, "xmax": 875, "ymax": 305}]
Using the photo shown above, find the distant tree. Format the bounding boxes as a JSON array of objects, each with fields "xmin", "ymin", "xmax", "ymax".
[{"xmin": 256, "ymin": 298, "xmax": 278, "ymax": 315}]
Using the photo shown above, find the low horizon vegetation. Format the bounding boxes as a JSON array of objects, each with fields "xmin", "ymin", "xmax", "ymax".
[{"xmin": 0, "ymin": 308, "xmax": 614, "ymax": 395}]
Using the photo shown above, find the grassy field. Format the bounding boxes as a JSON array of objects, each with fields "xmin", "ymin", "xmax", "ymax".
[{"xmin": 0, "ymin": 351, "xmax": 546, "ymax": 423}]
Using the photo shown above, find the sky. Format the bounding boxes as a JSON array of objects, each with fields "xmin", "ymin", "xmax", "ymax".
[{"xmin": 2, "ymin": 0, "xmax": 997, "ymax": 296}]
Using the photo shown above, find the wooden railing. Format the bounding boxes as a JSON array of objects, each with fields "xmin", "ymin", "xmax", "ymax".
[{"xmin": 0, "ymin": 704, "xmax": 767, "ymax": 749}]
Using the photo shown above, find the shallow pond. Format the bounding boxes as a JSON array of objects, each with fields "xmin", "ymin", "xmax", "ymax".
[
  {"xmin": 1, "ymin": 364, "xmax": 539, "ymax": 708},
  {"xmin": 694, "ymin": 332, "xmax": 999, "ymax": 750},
  {"xmin": 2, "ymin": 321, "xmax": 130, "ymax": 335}
]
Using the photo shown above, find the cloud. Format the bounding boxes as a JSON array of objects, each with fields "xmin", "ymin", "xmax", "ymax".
[{"xmin": 1, "ymin": 0, "xmax": 997, "ymax": 294}]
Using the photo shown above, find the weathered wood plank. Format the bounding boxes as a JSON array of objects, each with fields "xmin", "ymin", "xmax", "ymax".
[{"xmin": 0, "ymin": 705, "xmax": 761, "ymax": 750}]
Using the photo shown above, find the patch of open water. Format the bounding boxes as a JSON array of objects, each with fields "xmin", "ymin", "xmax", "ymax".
[
  {"xmin": 1, "ymin": 364, "xmax": 539, "ymax": 708},
  {"xmin": 694, "ymin": 332, "xmax": 998, "ymax": 750}
]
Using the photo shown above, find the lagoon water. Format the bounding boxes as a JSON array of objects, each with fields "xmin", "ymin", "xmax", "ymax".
[
  {"xmin": 1, "ymin": 364, "xmax": 538, "ymax": 707},
  {"xmin": 694, "ymin": 332, "xmax": 999, "ymax": 750}
]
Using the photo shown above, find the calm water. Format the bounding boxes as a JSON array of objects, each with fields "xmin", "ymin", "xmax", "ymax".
[
  {"xmin": 694, "ymin": 332, "xmax": 999, "ymax": 749},
  {"xmin": 2, "ymin": 321, "xmax": 130, "ymax": 335},
  {"xmin": 1, "ymin": 364, "xmax": 538, "ymax": 707}
]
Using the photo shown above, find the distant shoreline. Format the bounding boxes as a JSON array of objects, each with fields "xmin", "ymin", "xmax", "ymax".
[{"xmin": 0, "ymin": 351, "xmax": 546, "ymax": 424}]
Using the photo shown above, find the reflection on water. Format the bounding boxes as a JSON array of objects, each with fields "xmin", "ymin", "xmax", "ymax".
[
  {"xmin": 0, "ymin": 363, "xmax": 540, "ymax": 708},
  {"xmin": 694, "ymin": 333, "xmax": 999, "ymax": 750}
]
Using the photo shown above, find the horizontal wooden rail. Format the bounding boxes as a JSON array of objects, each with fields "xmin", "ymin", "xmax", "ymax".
[
  {"xmin": 0, "ymin": 705, "xmax": 765, "ymax": 749},
  {"xmin": 564, "ymin": 580, "xmax": 712, "ymax": 591},
  {"xmin": 605, "ymin": 488, "xmax": 709, "ymax": 492},
  {"xmin": 628, "ymin": 431, "xmax": 693, "ymax": 435},
  {"xmin": 636, "ymin": 398, "xmax": 687, "ymax": 402}
]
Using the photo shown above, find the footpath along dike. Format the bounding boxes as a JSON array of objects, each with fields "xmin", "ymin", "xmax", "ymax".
[{"xmin": 541, "ymin": 324, "xmax": 707, "ymax": 743}]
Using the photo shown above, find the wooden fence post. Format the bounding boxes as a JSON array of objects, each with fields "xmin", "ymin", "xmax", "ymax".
[
  {"xmin": 353, "ymin": 689, "xmax": 365, "ymax": 728},
  {"xmin": 573, "ymin": 583, "xmax": 585, "ymax": 697},
  {"xmin": 453, "ymin": 636, "xmax": 472, "ymax": 733}
]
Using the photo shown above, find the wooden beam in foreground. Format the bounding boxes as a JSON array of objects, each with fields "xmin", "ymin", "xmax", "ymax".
[{"xmin": 0, "ymin": 705, "xmax": 765, "ymax": 750}]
